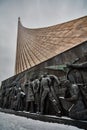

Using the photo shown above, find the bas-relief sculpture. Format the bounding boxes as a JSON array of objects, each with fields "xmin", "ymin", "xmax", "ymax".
[{"xmin": 0, "ymin": 62, "xmax": 87, "ymax": 120}]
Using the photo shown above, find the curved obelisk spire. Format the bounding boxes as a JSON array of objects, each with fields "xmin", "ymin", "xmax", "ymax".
[{"xmin": 15, "ymin": 16, "xmax": 87, "ymax": 74}]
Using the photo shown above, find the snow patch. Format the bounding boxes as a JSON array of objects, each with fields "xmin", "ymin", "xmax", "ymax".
[{"xmin": 0, "ymin": 112, "xmax": 83, "ymax": 130}]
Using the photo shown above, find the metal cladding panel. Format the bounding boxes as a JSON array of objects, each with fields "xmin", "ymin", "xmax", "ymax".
[{"xmin": 15, "ymin": 16, "xmax": 87, "ymax": 74}]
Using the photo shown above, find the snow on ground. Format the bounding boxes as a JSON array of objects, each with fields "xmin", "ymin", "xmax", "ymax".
[{"xmin": 0, "ymin": 112, "xmax": 83, "ymax": 130}]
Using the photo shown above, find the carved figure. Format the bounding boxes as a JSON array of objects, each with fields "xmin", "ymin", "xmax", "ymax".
[
  {"xmin": 24, "ymin": 79, "xmax": 34, "ymax": 112},
  {"xmin": 64, "ymin": 80, "xmax": 87, "ymax": 119},
  {"xmin": 32, "ymin": 78, "xmax": 40, "ymax": 113},
  {"xmin": 40, "ymin": 73, "xmax": 61, "ymax": 115}
]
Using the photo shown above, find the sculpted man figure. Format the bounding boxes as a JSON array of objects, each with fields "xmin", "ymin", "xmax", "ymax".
[
  {"xmin": 24, "ymin": 78, "xmax": 34, "ymax": 112},
  {"xmin": 40, "ymin": 73, "xmax": 61, "ymax": 115},
  {"xmin": 1, "ymin": 85, "xmax": 6, "ymax": 108},
  {"xmin": 64, "ymin": 80, "xmax": 87, "ymax": 119},
  {"xmin": 9, "ymin": 83, "xmax": 17, "ymax": 109},
  {"xmin": 40, "ymin": 73, "xmax": 51, "ymax": 114},
  {"xmin": 32, "ymin": 75, "xmax": 40, "ymax": 113},
  {"xmin": 16, "ymin": 87, "xmax": 25, "ymax": 111}
]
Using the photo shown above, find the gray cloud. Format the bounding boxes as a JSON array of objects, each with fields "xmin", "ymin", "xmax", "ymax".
[{"xmin": 0, "ymin": 0, "xmax": 87, "ymax": 83}]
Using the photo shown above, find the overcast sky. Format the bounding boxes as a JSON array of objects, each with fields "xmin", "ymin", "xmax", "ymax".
[{"xmin": 0, "ymin": 0, "xmax": 87, "ymax": 83}]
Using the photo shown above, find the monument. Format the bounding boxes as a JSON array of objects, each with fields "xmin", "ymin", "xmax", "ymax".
[{"xmin": 1, "ymin": 16, "xmax": 87, "ymax": 129}]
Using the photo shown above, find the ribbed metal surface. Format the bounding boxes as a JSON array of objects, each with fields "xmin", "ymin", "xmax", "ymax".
[{"xmin": 15, "ymin": 16, "xmax": 87, "ymax": 74}]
